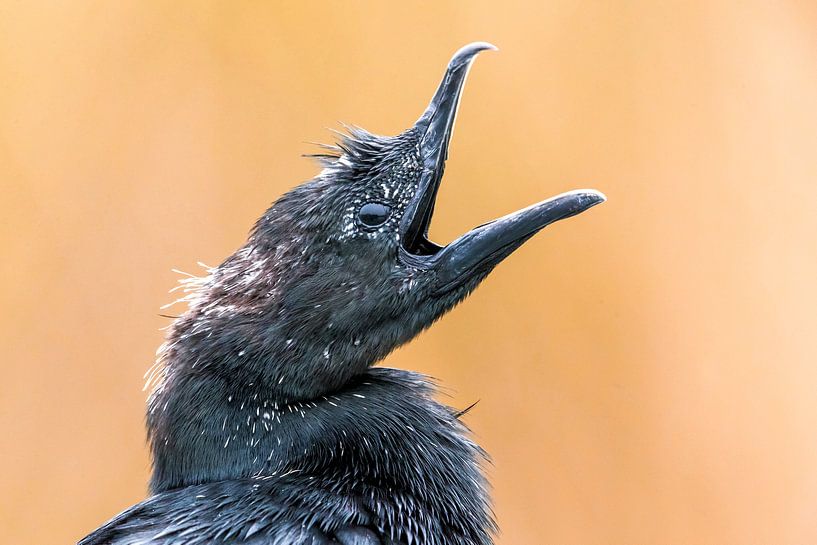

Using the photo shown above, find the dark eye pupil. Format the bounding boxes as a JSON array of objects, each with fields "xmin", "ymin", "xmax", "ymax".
[{"xmin": 358, "ymin": 202, "xmax": 390, "ymax": 228}]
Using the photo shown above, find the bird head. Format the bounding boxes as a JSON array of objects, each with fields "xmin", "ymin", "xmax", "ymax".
[{"xmin": 158, "ymin": 43, "xmax": 605, "ymax": 403}]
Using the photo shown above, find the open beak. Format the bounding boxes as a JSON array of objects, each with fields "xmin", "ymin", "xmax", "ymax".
[{"xmin": 399, "ymin": 42, "xmax": 606, "ymax": 294}]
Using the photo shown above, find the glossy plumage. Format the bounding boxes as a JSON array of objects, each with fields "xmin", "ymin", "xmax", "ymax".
[{"xmin": 80, "ymin": 43, "xmax": 603, "ymax": 545}]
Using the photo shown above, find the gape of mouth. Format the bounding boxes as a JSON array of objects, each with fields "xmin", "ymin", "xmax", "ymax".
[
  {"xmin": 397, "ymin": 42, "xmax": 606, "ymax": 277},
  {"xmin": 401, "ymin": 167, "xmax": 445, "ymax": 257},
  {"xmin": 399, "ymin": 42, "xmax": 497, "ymax": 259}
]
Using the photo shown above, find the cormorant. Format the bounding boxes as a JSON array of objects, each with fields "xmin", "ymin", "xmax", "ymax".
[{"xmin": 79, "ymin": 42, "xmax": 605, "ymax": 545}]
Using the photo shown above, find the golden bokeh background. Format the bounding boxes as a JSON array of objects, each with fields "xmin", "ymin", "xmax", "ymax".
[{"xmin": 2, "ymin": 2, "xmax": 817, "ymax": 544}]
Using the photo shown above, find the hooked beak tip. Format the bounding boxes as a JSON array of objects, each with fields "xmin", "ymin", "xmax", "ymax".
[
  {"xmin": 462, "ymin": 41, "xmax": 499, "ymax": 54},
  {"xmin": 448, "ymin": 42, "xmax": 499, "ymax": 68}
]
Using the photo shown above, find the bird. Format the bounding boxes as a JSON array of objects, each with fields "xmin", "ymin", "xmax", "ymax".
[{"xmin": 79, "ymin": 42, "xmax": 605, "ymax": 545}]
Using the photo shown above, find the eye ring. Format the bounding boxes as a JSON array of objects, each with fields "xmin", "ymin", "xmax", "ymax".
[{"xmin": 357, "ymin": 202, "xmax": 391, "ymax": 230}]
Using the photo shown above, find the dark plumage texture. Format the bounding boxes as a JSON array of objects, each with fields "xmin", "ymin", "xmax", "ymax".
[
  {"xmin": 80, "ymin": 43, "xmax": 603, "ymax": 545},
  {"xmin": 83, "ymin": 125, "xmax": 494, "ymax": 545},
  {"xmin": 84, "ymin": 370, "xmax": 494, "ymax": 545}
]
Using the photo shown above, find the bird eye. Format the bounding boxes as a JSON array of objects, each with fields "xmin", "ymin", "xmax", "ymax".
[{"xmin": 357, "ymin": 202, "xmax": 391, "ymax": 229}]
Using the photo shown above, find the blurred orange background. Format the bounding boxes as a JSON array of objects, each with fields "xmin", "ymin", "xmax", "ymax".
[{"xmin": 2, "ymin": 2, "xmax": 817, "ymax": 544}]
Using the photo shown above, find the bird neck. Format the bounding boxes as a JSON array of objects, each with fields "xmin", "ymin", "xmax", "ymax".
[
  {"xmin": 147, "ymin": 367, "xmax": 494, "ymax": 543},
  {"xmin": 154, "ymin": 238, "xmax": 437, "ymax": 403}
]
